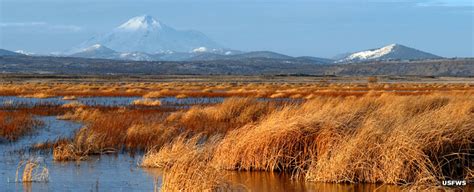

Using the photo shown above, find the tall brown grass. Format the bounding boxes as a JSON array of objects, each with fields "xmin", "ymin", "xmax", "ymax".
[
  {"xmin": 53, "ymin": 140, "xmax": 89, "ymax": 161},
  {"xmin": 0, "ymin": 111, "xmax": 43, "ymax": 141},
  {"xmin": 142, "ymin": 135, "xmax": 235, "ymax": 191},
  {"xmin": 1, "ymin": 81, "xmax": 471, "ymax": 99},
  {"xmin": 44, "ymin": 92, "xmax": 473, "ymax": 189},
  {"xmin": 53, "ymin": 98, "xmax": 275, "ymax": 160},
  {"xmin": 53, "ymin": 107, "xmax": 176, "ymax": 160},
  {"xmin": 165, "ymin": 97, "xmax": 277, "ymax": 135},
  {"xmin": 211, "ymin": 94, "xmax": 473, "ymax": 187},
  {"xmin": 131, "ymin": 99, "xmax": 162, "ymax": 106}
]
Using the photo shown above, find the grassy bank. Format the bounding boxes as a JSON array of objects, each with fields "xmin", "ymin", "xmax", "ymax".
[{"xmin": 147, "ymin": 94, "xmax": 472, "ymax": 189}]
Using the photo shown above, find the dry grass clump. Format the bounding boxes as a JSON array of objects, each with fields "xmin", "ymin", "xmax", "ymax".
[
  {"xmin": 212, "ymin": 96, "xmax": 368, "ymax": 175},
  {"xmin": 166, "ymin": 97, "xmax": 277, "ymax": 134},
  {"xmin": 0, "ymin": 111, "xmax": 43, "ymax": 141},
  {"xmin": 19, "ymin": 93, "xmax": 54, "ymax": 98},
  {"xmin": 125, "ymin": 123, "xmax": 179, "ymax": 150},
  {"xmin": 61, "ymin": 101, "xmax": 85, "ymax": 108},
  {"xmin": 141, "ymin": 135, "xmax": 206, "ymax": 168},
  {"xmin": 16, "ymin": 158, "xmax": 49, "ymax": 183},
  {"xmin": 54, "ymin": 107, "xmax": 173, "ymax": 157},
  {"xmin": 306, "ymin": 95, "xmax": 473, "ymax": 185},
  {"xmin": 269, "ymin": 92, "xmax": 287, "ymax": 98},
  {"xmin": 141, "ymin": 137, "xmax": 190, "ymax": 168},
  {"xmin": 57, "ymin": 107, "xmax": 101, "ymax": 121},
  {"xmin": 210, "ymin": 94, "xmax": 473, "ymax": 187},
  {"xmin": 142, "ymin": 135, "xmax": 234, "ymax": 191},
  {"xmin": 131, "ymin": 99, "xmax": 162, "ymax": 106},
  {"xmin": 62, "ymin": 95, "xmax": 77, "ymax": 100},
  {"xmin": 53, "ymin": 141, "xmax": 89, "ymax": 161}
]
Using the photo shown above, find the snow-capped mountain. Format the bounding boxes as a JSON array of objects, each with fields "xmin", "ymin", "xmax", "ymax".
[
  {"xmin": 75, "ymin": 15, "xmax": 223, "ymax": 53},
  {"xmin": 71, "ymin": 44, "xmax": 156, "ymax": 61},
  {"xmin": 336, "ymin": 44, "xmax": 442, "ymax": 63}
]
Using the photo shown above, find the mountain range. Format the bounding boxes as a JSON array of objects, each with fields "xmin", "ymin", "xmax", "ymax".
[
  {"xmin": 66, "ymin": 43, "xmax": 444, "ymax": 64},
  {"xmin": 2, "ymin": 15, "xmax": 447, "ymax": 64}
]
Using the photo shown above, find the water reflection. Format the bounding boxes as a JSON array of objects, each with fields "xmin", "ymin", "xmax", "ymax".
[{"xmin": 227, "ymin": 171, "xmax": 403, "ymax": 192}]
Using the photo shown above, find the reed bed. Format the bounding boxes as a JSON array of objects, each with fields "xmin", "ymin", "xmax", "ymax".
[
  {"xmin": 137, "ymin": 93, "xmax": 473, "ymax": 190},
  {"xmin": 58, "ymin": 108, "xmax": 169, "ymax": 156},
  {"xmin": 214, "ymin": 94, "xmax": 473, "ymax": 186},
  {"xmin": 0, "ymin": 110, "xmax": 43, "ymax": 141},
  {"xmin": 52, "ymin": 98, "xmax": 275, "ymax": 161},
  {"xmin": 1, "ymin": 81, "xmax": 471, "ymax": 99},
  {"xmin": 165, "ymin": 97, "xmax": 277, "ymax": 135}
]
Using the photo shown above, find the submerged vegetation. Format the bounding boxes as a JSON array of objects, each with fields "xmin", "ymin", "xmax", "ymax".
[
  {"xmin": 1, "ymin": 79, "xmax": 473, "ymax": 190},
  {"xmin": 15, "ymin": 158, "xmax": 49, "ymax": 183}
]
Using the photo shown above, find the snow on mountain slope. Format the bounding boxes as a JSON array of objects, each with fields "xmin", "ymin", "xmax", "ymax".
[
  {"xmin": 0, "ymin": 49, "xmax": 23, "ymax": 56},
  {"xmin": 71, "ymin": 44, "xmax": 155, "ymax": 61},
  {"xmin": 15, "ymin": 50, "xmax": 35, "ymax": 56},
  {"xmin": 117, "ymin": 15, "xmax": 162, "ymax": 31},
  {"xmin": 337, "ymin": 44, "xmax": 442, "ymax": 63},
  {"xmin": 75, "ymin": 15, "xmax": 222, "ymax": 53},
  {"xmin": 71, "ymin": 44, "xmax": 118, "ymax": 59}
]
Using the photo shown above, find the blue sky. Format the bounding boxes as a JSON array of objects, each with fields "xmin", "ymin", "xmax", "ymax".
[{"xmin": 0, "ymin": 0, "xmax": 472, "ymax": 57}]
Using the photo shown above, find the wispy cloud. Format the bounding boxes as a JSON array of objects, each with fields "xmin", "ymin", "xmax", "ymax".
[
  {"xmin": 0, "ymin": 22, "xmax": 47, "ymax": 27},
  {"xmin": 0, "ymin": 22, "xmax": 82, "ymax": 32}
]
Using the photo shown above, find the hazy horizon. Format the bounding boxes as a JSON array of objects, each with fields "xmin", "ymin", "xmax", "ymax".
[{"xmin": 0, "ymin": 0, "xmax": 473, "ymax": 58}]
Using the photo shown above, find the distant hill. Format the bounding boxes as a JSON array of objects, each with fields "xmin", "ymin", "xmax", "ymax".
[
  {"xmin": 295, "ymin": 56, "xmax": 334, "ymax": 64},
  {"xmin": 0, "ymin": 55, "xmax": 472, "ymax": 76},
  {"xmin": 336, "ymin": 44, "xmax": 443, "ymax": 63},
  {"xmin": 69, "ymin": 46, "xmax": 333, "ymax": 64},
  {"xmin": 71, "ymin": 44, "xmax": 118, "ymax": 59},
  {"xmin": 188, "ymin": 51, "xmax": 293, "ymax": 61},
  {"xmin": 71, "ymin": 44, "xmax": 155, "ymax": 61},
  {"xmin": 0, "ymin": 49, "xmax": 23, "ymax": 56}
]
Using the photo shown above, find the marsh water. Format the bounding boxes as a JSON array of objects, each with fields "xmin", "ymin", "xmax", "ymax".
[
  {"xmin": 0, "ymin": 96, "xmax": 407, "ymax": 191},
  {"xmin": 0, "ymin": 96, "xmax": 225, "ymax": 108}
]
